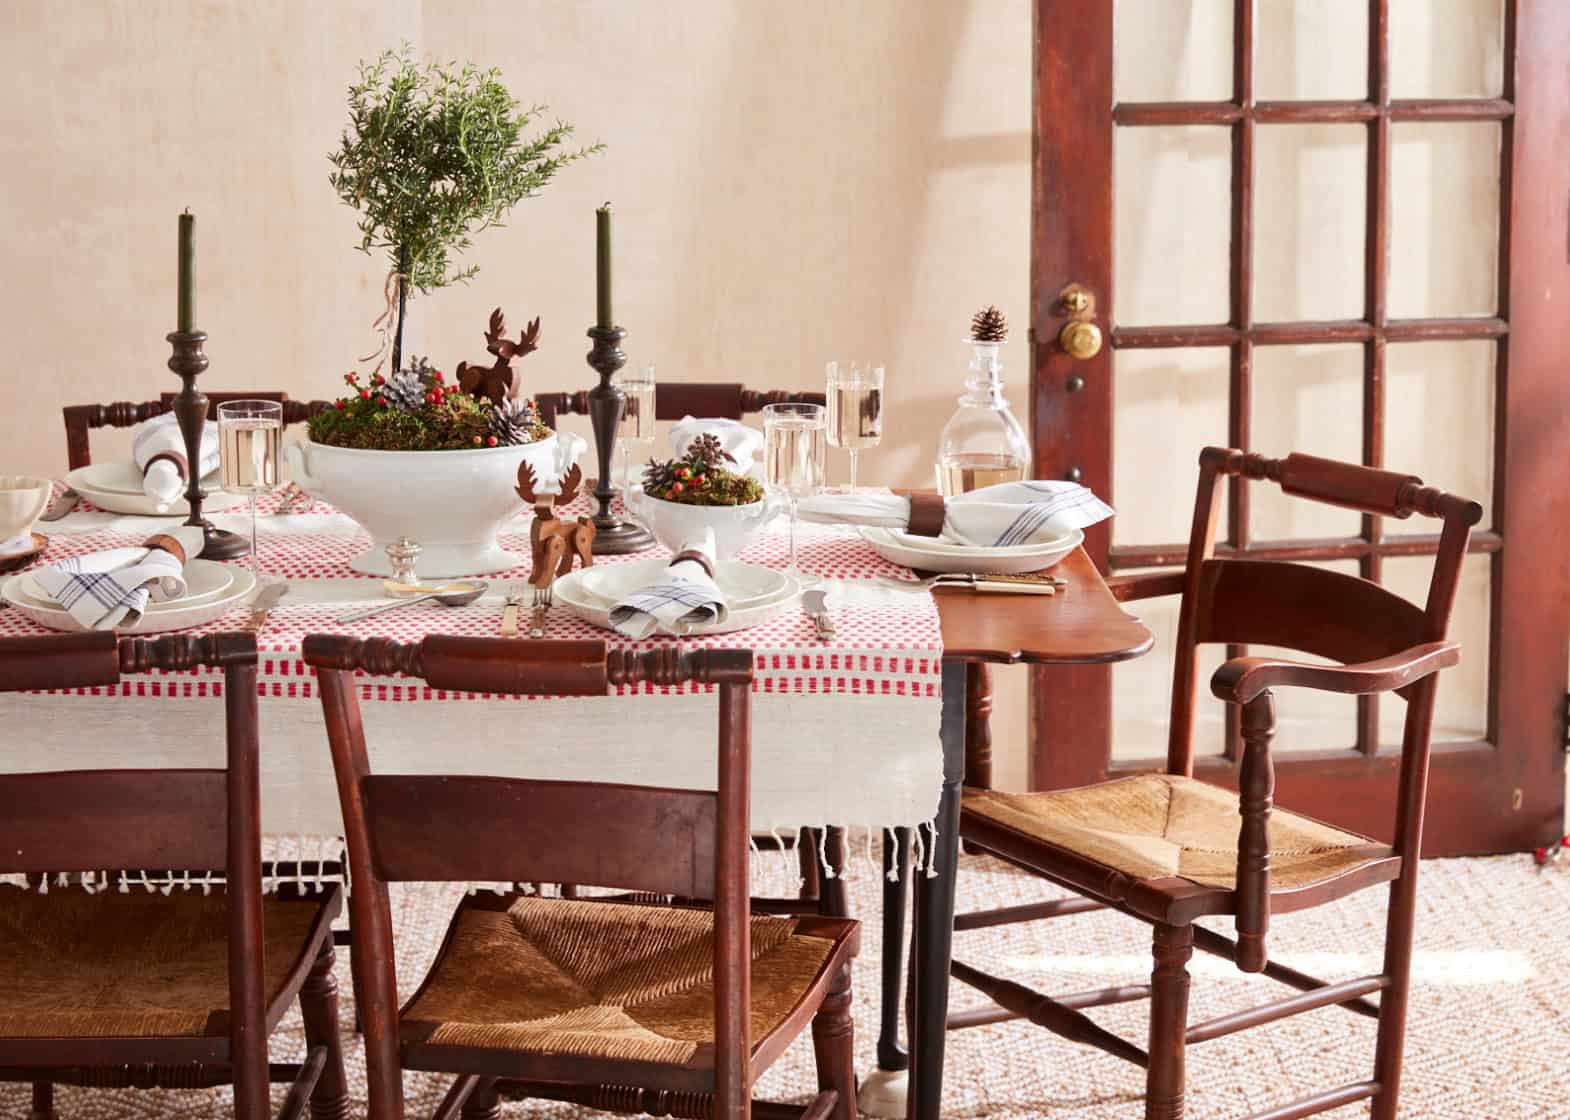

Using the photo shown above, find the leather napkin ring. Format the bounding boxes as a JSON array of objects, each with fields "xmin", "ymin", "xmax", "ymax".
[
  {"xmin": 140, "ymin": 533, "xmax": 187, "ymax": 566},
  {"xmin": 144, "ymin": 450, "xmax": 189, "ymax": 480},
  {"xmin": 671, "ymin": 549, "xmax": 715, "ymax": 579},
  {"xmin": 907, "ymin": 492, "xmax": 947, "ymax": 537}
]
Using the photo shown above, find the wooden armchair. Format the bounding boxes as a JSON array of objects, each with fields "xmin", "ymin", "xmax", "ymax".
[
  {"xmin": 957, "ymin": 448, "xmax": 1482, "ymax": 1120},
  {"xmin": 303, "ymin": 635, "xmax": 859, "ymax": 1120},
  {"xmin": 63, "ymin": 392, "xmax": 332, "ymax": 470},
  {"xmin": 536, "ymin": 383, "xmax": 825, "ymax": 429},
  {"xmin": 0, "ymin": 632, "xmax": 347, "ymax": 1120}
]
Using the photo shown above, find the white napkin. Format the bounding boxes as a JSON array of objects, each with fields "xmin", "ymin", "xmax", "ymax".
[
  {"xmin": 32, "ymin": 525, "xmax": 203, "ymax": 630},
  {"xmin": 670, "ymin": 417, "xmax": 764, "ymax": 476},
  {"xmin": 608, "ymin": 527, "xmax": 728, "ymax": 639},
  {"xmin": 798, "ymin": 480, "xmax": 1114, "ymax": 547},
  {"xmin": 132, "ymin": 413, "xmax": 221, "ymax": 512}
]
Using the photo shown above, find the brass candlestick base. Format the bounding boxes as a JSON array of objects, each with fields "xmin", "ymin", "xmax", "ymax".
[
  {"xmin": 585, "ymin": 325, "xmax": 654, "ymax": 555},
  {"xmin": 167, "ymin": 330, "xmax": 248, "ymax": 560}
]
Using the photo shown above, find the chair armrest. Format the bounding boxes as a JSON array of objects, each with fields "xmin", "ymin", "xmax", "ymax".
[
  {"xmin": 1211, "ymin": 641, "xmax": 1460, "ymax": 704},
  {"xmin": 1106, "ymin": 570, "xmax": 1186, "ymax": 602}
]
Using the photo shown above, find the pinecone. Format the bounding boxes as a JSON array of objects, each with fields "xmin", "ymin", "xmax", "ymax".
[
  {"xmin": 970, "ymin": 305, "xmax": 1009, "ymax": 343},
  {"xmin": 383, "ymin": 357, "xmax": 433, "ymax": 410},
  {"xmin": 685, "ymin": 433, "xmax": 735, "ymax": 470},
  {"xmin": 643, "ymin": 457, "xmax": 678, "ymax": 493},
  {"xmin": 488, "ymin": 398, "xmax": 543, "ymax": 446}
]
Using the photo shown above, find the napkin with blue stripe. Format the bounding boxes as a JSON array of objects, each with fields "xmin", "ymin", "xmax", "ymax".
[
  {"xmin": 609, "ymin": 528, "xmax": 728, "ymax": 639},
  {"xmin": 32, "ymin": 525, "xmax": 204, "ymax": 630}
]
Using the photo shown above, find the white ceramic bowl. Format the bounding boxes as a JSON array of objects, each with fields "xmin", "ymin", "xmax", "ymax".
[
  {"xmin": 623, "ymin": 486, "xmax": 782, "ymax": 562},
  {"xmin": 0, "ymin": 476, "xmax": 51, "ymax": 555},
  {"xmin": 286, "ymin": 433, "xmax": 585, "ymax": 576}
]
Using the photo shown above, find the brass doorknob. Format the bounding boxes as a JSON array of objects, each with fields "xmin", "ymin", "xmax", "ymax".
[{"xmin": 1059, "ymin": 320, "xmax": 1103, "ymax": 360}]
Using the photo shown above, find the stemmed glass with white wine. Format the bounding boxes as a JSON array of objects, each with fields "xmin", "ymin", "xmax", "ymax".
[
  {"xmin": 217, "ymin": 400, "xmax": 282, "ymax": 579},
  {"xmin": 762, "ymin": 401, "xmax": 826, "ymax": 579},
  {"xmin": 826, "ymin": 361, "xmax": 884, "ymax": 492},
  {"xmin": 617, "ymin": 363, "xmax": 657, "ymax": 490}
]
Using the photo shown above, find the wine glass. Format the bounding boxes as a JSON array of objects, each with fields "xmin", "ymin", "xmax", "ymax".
[
  {"xmin": 617, "ymin": 363, "xmax": 657, "ymax": 490},
  {"xmin": 826, "ymin": 361, "xmax": 884, "ymax": 492},
  {"xmin": 762, "ymin": 401, "xmax": 826, "ymax": 579},
  {"xmin": 217, "ymin": 400, "xmax": 282, "ymax": 579}
]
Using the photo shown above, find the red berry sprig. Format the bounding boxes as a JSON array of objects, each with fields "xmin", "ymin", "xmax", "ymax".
[{"xmin": 1532, "ymin": 834, "xmax": 1570, "ymax": 869}]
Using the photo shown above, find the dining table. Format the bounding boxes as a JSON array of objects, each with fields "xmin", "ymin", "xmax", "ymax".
[{"xmin": 0, "ymin": 483, "xmax": 1153, "ymax": 1120}]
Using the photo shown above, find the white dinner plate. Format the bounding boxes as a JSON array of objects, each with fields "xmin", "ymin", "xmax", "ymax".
[
  {"xmin": 16, "ymin": 559, "xmax": 235, "ymax": 612},
  {"xmin": 66, "ymin": 464, "xmax": 247, "ymax": 516},
  {"xmin": 860, "ymin": 526, "xmax": 1082, "ymax": 575},
  {"xmin": 555, "ymin": 560, "xmax": 800, "ymax": 636},
  {"xmin": 0, "ymin": 564, "xmax": 257, "ymax": 634}
]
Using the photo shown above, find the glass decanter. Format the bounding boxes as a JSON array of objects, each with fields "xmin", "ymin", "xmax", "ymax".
[{"xmin": 934, "ymin": 335, "xmax": 1031, "ymax": 495}]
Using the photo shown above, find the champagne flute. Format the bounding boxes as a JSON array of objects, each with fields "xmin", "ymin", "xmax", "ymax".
[
  {"xmin": 617, "ymin": 363, "xmax": 657, "ymax": 490},
  {"xmin": 217, "ymin": 400, "xmax": 282, "ymax": 579},
  {"xmin": 826, "ymin": 361, "xmax": 884, "ymax": 492},
  {"xmin": 762, "ymin": 401, "xmax": 826, "ymax": 579}
]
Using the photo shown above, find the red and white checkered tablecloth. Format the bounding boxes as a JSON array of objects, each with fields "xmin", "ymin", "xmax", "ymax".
[{"xmin": 0, "ymin": 492, "xmax": 945, "ymax": 843}]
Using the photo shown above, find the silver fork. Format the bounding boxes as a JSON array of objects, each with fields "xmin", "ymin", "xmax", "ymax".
[{"xmin": 528, "ymin": 583, "xmax": 552, "ymax": 639}]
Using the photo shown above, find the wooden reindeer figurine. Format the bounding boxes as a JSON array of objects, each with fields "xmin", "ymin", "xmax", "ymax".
[
  {"xmin": 516, "ymin": 461, "xmax": 595, "ymax": 593},
  {"xmin": 458, "ymin": 307, "xmax": 541, "ymax": 406}
]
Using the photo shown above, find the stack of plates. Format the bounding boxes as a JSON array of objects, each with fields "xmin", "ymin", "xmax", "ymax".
[
  {"xmin": 65, "ymin": 462, "xmax": 247, "ymax": 517},
  {"xmin": 0, "ymin": 560, "xmax": 257, "ymax": 633},
  {"xmin": 860, "ymin": 526, "xmax": 1083, "ymax": 575},
  {"xmin": 554, "ymin": 560, "xmax": 800, "ymax": 636}
]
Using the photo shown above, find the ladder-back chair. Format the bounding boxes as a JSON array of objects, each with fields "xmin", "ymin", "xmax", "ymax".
[
  {"xmin": 304, "ymin": 635, "xmax": 859, "ymax": 1120},
  {"xmin": 0, "ymin": 632, "xmax": 347, "ymax": 1120},
  {"xmin": 63, "ymin": 393, "xmax": 332, "ymax": 470},
  {"xmin": 536, "ymin": 384, "xmax": 825, "ymax": 430},
  {"xmin": 959, "ymin": 448, "xmax": 1482, "ymax": 1120}
]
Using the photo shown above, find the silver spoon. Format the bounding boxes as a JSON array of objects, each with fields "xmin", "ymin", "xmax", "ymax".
[{"xmin": 337, "ymin": 581, "xmax": 488, "ymax": 623}]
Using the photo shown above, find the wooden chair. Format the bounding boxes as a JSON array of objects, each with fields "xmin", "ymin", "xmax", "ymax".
[
  {"xmin": 303, "ymin": 634, "xmax": 859, "ymax": 1120},
  {"xmin": 0, "ymin": 632, "xmax": 348, "ymax": 1120},
  {"xmin": 956, "ymin": 448, "xmax": 1482, "ymax": 1120},
  {"xmin": 63, "ymin": 392, "xmax": 332, "ymax": 470},
  {"xmin": 536, "ymin": 384, "xmax": 825, "ymax": 429}
]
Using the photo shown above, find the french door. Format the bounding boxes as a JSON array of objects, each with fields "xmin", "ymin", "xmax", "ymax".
[{"xmin": 1029, "ymin": 0, "xmax": 1570, "ymax": 854}]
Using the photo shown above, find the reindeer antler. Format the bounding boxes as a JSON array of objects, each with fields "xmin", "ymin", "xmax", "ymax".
[
  {"xmin": 556, "ymin": 463, "xmax": 584, "ymax": 505},
  {"xmin": 515, "ymin": 461, "xmax": 540, "ymax": 506},
  {"xmin": 484, "ymin": 308, "xmax": 508, "ymax": 354}
]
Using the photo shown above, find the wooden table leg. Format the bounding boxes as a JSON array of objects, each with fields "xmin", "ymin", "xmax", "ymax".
[
  {"xmin": 908, "ymin": 659, "xmax": 965, "ymax": 1120},
  {"xmin": 963, "ymin": 662, "xmax": 993, "ymax": 790}
]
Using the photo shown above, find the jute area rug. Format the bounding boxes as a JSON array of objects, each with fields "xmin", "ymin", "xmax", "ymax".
[{"xmin": 3, "ymin": 848, "xmax": 1565, "ymax": 1118}]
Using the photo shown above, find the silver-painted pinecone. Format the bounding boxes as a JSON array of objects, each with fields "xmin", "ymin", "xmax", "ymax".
[
  {"xmin": 489, "ymin": 398, "xmax": 541, "ymax": 446},
  {"xmin": 383, "ymin": 357, "xmax": 433, "ymax": 411}
]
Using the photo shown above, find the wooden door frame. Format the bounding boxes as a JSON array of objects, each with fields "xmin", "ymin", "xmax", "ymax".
[{"xmin": 1028, "ymin": 0, "xmax": 1570, "ymax": 854}]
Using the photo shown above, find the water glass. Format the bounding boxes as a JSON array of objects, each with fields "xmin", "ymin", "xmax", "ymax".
[
  {"xmin": 826, "ymin": 361, "xmax": 884, "ymax": 492},
  {"xmin": 762, "ymin": 401, "xmax": 826, "ymax": 577},
  {"xmin": 617, "ymin": 363, "xmax": 657, "ymax": 489},
  {"xmin": 217, "ymin": 400, "xmax": 282, "ymax": 578}
]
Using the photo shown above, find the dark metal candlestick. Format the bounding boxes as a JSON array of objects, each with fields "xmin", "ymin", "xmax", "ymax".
[
  {"xmin": 585, "ymin": 324, "xmax": 654, "ymax": 555},
  {"xmin": 166, "ymin": 329, "xmax": 248, "ymax": 560}
]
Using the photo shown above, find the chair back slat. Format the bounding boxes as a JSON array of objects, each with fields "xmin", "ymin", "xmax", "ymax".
[
  {"xmin": 0, "ymin": 770, "xmax": 228, "ymax": 874},
  {"xmin": 363, "ymin": 775, "xmax": 718, "ymax": 896},
  {"xmin": 1195, "ymin": 559, "xmax": 1429, "ymax": 669},
  {"xmin": 62, "ymin": 392, "xmax": 331, "ymax": 469},
  {"xmin": 536, "ymin": 383, "xmax": 826, "ymax": 429},
  {"xmin": 0, "ymin": 631, "xmax": 122, "ymax": 690},
  {"xmin": 422, "ymin": 635, "xmax": 609, "ymax": 696}
]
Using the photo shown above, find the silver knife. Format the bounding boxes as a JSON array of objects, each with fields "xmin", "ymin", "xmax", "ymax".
[
  {"xmin": 245, "ymin": 582, "xmax": 290, "ymax": 634},
  {"xmin": 802, "ymin": 588, "xmax": 835, "ymax": 642}
]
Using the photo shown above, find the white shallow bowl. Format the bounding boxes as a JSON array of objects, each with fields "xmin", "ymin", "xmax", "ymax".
[
  {"xmin": 622, "ymin": 487, "xmax": 782, "ymax": 563},
  {"xmin": 66, "ymin": 462, "xmax": 247, "ymax": 516},
  {"xmin": 18, "ymin": 559, "xmax": 235, "ymax": 612},
  {"xmin": 860, "ymin": 526, "xmax": 1082, "ymax": 575},
  {"xmin": 286, "ymin": 433, "xmax": 585, "ymax": 577},
  {"xmin": 554, "ymin": 559, "xmax": 799, "ymax": 636},
  {"xmin": 1, "ymin": 564, "xmax": 257, "ymax": 633}
]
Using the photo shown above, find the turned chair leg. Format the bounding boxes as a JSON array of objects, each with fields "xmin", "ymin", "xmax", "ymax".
[
  {"xmin": 1370, "ymin": 865, "xmax": 1421, "ymax": 1120},
  {"xmin": 1146, "ymin": 923, "xmax": 1194, "ymax": 1120},
  {"xmin": 300, "ymin": 939, "xmax": 352, "ymax": 1120},
  {"xmin": 30, "ymin": 1081, "xmax": 54, "ymax": 1120},
  {"xmin": 798, "ymin": 829, "xmax": 822, "ymax": 903},
  {"xmin": 809, "ymin": 827, "xmax": 850, "ymax": 918},
  {"xmin": 460, "ymin": 1077, "xmax": 501, "ymax": 1119},
  {"xmin": 811, "ymin": 962, "xmax": 857, "ymax": 1120}
]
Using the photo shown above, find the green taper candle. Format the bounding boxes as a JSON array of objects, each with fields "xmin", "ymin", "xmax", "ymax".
[
  {"xmin": 596, "ymin": 203, "xmax": 613, "ymax": 329},
  {"xmin": 177, "ymin": 210, "xmax": 194, "ymax": 332}
]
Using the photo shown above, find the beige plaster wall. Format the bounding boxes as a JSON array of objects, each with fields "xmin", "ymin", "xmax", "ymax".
[{"xmin": 0, "ymin": 2, "xmax": 1507, "ymax": 790}]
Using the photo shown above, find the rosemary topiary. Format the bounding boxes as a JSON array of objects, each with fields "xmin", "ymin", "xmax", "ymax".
[{"xmin": 328, "ymin": 45, "xmax": 603, "ymax": 373}]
